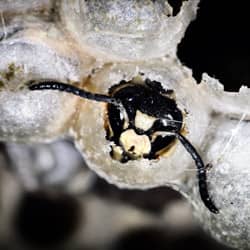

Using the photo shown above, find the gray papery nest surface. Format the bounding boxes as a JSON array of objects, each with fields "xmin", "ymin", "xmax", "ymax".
[{"xmin": 0, "ymin": 1, "xmax": 249, "ymax": 249}]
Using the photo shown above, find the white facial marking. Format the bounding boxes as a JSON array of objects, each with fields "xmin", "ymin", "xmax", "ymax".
[
  {"xmin": 119, "ymin": 129, "xmax": 151, "ymax": 158},
  {"xmin": 134, "ymin": 110, "xmax": 156, "ymax": 131},
  {"xmin": 111, "ymin": 145, "xmax": 124, "ymax": 161}
]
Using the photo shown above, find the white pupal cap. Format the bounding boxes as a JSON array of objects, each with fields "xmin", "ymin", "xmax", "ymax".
[
  {"xmin": 0, "ymin": 30, "xmax": 81, "ymax": 142},
  {"xmin": 60, "ymin": 0, "xmax": 199, "ymax": 62}
]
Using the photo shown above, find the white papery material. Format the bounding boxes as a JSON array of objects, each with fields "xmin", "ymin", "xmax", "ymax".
[
  {"xmin": 0, "ymin": 30, "xmax": 81, "ymax": 141},
  {"xmin": 0, "ymin": 1, "xmax": 249, "ymax": 248},
  {"xmin": 60, "ymin": 0, "xmax": 199, "ymax": 61},
  {"xmin": 0, "ymin": 0, "xmax": 52, "ymax": 14}
]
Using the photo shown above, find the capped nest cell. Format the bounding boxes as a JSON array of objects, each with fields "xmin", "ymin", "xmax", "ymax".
[{"xmin": 0, "ymin": 0, "xmax": 249, "ymax": 249}]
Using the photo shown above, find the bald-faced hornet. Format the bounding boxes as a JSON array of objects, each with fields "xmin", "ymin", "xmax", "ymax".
[{"xmin": 29, "ymin": 78, "xmax": 219, "ymax": 214}]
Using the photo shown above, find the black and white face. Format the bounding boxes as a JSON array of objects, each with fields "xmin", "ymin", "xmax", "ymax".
[
  {"xmin": 105, "ymin": 78, "xmax": 184, "ymax": 162},
  {"xmin": 1, "ymin": 1, "xmax": 250, "ymax": 247},
  {"xmin": 26, "ymin": 72, "xmax": 219, "ymax": 214}
]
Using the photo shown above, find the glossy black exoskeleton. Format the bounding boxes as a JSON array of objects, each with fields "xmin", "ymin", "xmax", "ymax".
[{"xmin": 29, "ymin": 78, "xmax": 219, "ymax": 214}]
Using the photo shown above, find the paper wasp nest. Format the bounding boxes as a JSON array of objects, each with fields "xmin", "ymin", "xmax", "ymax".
[{"xmin": 0, "ymin": 0, "xmax": 249, "ymax": 249}]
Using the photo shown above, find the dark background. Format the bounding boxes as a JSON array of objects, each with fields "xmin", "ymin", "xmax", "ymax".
[
  {"xmin": 178, "ymin": 0, "xmax": 250, "ymax": 92},
  {"xmin": 0, "ymin": 0, "xmax": 247, "ymax": 249},
  {"xmin": 113, "ymin": 0, "xmax": 248, "ymax": 248}
]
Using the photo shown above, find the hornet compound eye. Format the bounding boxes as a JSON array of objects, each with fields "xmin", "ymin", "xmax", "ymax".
[
  {"xmin": 29, "ymin": 77, "xmax": 219, "ymax": 214},
  {"xmin": 105, "ymin": 79, "xmax": 183, "ymax": 163}
]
